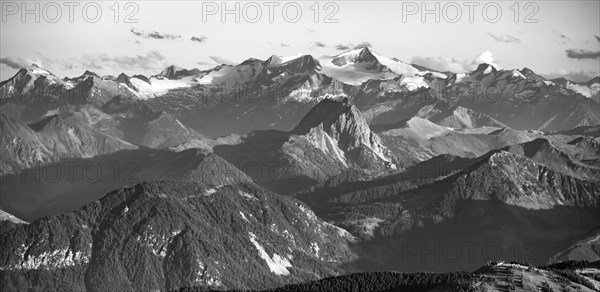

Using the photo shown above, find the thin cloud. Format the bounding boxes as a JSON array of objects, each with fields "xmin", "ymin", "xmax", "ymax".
[
  {"xmin": 280, "ymin": 43, "xmax": 290, "ymax": 47},
  {"xmin": 0, "ymin": 57, "xmax": 30, "ymax": 69},
  {"xmin": 595, "ymin": 35, "xmax": 600, "ymax": 42},
  {"xmin": 306, "ymin": 28, "xmax": 316, "ymax": 33},
  {"xmin": 314, "ymin": 42, "xmax": 326, "ymax": 48},
  {"xmin": 473, "ymin": 51, "xmax": 498, "ymax": 68},
  {"xmin": 335, "ymin": 44, "xmax": 351, "ymax": 50},
  {"xmin": 130, "ymin": 27, "xmax": 181, "ymax": 40},
  {"xmin": 353, "ymin": 42, "xmax": 372, "ymax": 49},
  {"xmin": 543, "ymin": 70, "xmax": 599, "ymax": 83},
  {"xmin": 209, "ymin": 56, "xmax": 235, "ymax": 65},
  {"xmin": 411, "ymin": 51, "xmax": 501, "ymax": 73},
  {"xmin": 62, "ymin": 61, "xmax": 103, "ymax": 71},
  {"xmin": 411, "ymin": 56, "xmax": 470, "ymax": 73},
  {"xmin": 566, "ymin": 49, "xmax": 600, "ymax": 60},
  {"xmin": 334, "ymin": 42, "xmax": 372, "ymax": 50},
  {"xmin": 92, "ymin": 51, "xmax": 167, "ymax": 71},
  {"xmin": 487, "ymin": 33, "xmax": 521, "ymax": 43},
  {"xmin": 0, "ymin": 53, "xmax": 166, "ymax": 77},
  {"xmin": 190, "ymin": 36, "xmax": 207, "ymax": 43}
]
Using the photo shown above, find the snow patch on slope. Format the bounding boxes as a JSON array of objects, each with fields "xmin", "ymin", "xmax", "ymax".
[
  {"xmin": 248, "ymin": 232, "xmax": 292, "ymax": 276},
  {"xmin": 129, "ymin": 76, "xmax": 197, "ymax": 99},
  {"xmin": 567, "ymin": 82, "xmax": 600, "ymax": 98},
  {"xmin": 238, "ymin": 190, "xmax": 258, "ymax": 201},
  {"xmin": 1, "ymin": 243, "xmax": 91, "ymax": 270}
]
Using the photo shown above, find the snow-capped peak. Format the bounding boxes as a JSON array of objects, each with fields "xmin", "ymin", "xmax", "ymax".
[
  {"xmin": 322, "ymin": 47, "xmax": 425, "ymax": 85},
  {"xmin": 331, "ymin": 47, "xmax": 379, "ymax": 67},
  {"xmin": 25, "ymin": 64, "xmax": 55, "ymax": 77}
]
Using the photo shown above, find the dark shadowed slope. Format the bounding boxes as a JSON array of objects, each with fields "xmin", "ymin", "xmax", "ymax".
[
  {"xmin": 0, "ymin": 148, "xmax": 252, "ymax": 221},
  {"xmin": 0, "ymin": 180, "xmax": 357, "ymax": 291}
]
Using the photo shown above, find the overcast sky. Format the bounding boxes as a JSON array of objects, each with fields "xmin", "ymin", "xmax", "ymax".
[{"xmin": 1, "ymin": 1, "xmax": 599, "ymax": 82}]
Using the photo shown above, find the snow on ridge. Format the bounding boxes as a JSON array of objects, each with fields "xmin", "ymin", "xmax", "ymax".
[
  {"xmin": 279, "ymin": 53, "xmax": 308, "ymax": 64},
  {"xmin": 511, "ymin": 70, "xmax": 526, "ymax": 79},
  {"xmin": 28, "ymin": 66, "xmax": 53, "ymax": 76},
  {"xmin": 371, "ymin": 51, "xmax": 420, "ymax": 76}
]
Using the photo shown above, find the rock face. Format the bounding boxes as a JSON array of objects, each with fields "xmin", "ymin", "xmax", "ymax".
[
  {"xmin": 153, "ymin": 65, "xmax": 201, "ymax": 80},
  {"xmin": 0, "ymin": 180, "xmax": 356, "ymax": 291},
  {"xmin": 293, "ymin": 98, "xmax": 396, "ymax": 170},
  {"xmin": 214, "ymin": 99, "xmax": 397, "ymax": 193},
  {"xmin": 502, "ymin": 138, "xmax": 600, "ymax": 181}
]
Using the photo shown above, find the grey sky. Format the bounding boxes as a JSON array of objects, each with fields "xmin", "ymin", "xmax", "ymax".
[{"xmin": 1, "ymin": 1, "xmax": 599, "ymax": 81}]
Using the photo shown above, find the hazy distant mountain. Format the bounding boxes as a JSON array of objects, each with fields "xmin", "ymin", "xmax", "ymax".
[
  {"xmin": 3, "ymin": 51, "xmax": 598, "ymax": 139},
  {"xmin": 551, "ymin": 76, "xmax": 600, "ymax": 101},
  {"xmin": 356, "ymin": 62, "xmax": 600, "ymax": 132},
  {"xmin": 0, "ymin": 113, "xmax": 136, "ymax": 175},
  {"xmin": 146, "ymin": 55, "xmax": 354, "ymax": 137},
  {"xmin": 153, "ymin": 65, "xmax": 202, "ymax": 80}
]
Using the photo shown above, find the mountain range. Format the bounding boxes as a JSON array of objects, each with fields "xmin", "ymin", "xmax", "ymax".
[{"xmin": 1, "ymin": 47, "xmax": 599, "ymax": 291}]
